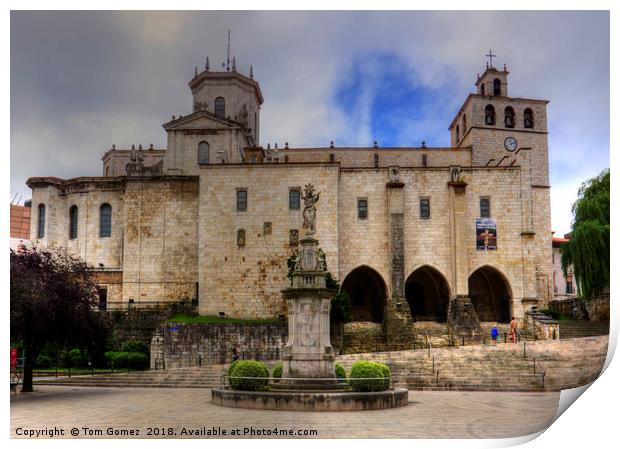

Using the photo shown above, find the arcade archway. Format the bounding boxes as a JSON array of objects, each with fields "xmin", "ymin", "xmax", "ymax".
[
  {"xmin": 468, "ymin": 266, "xmax": 512, "ymax": 323},
  {"xmin": 341, "ymin": 266, "xmax": 386, "ymax": 323},
  {"xmin": 405, "ymin": 266, "xmax": 450, "ymax": 322}
]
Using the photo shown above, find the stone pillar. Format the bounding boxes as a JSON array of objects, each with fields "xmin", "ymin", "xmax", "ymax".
[
  {"xmin": 385, "ymin": 167, "xmax": 414, "ymax": 350},
  {"xmin": 447, "ymin": 167, "xmax": 482, "ymax": 341}
]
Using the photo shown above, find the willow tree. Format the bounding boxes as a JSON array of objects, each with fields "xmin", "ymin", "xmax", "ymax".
[{"xmin": 561, "ymin": 168, "xmax": 610, "ymax": 300}]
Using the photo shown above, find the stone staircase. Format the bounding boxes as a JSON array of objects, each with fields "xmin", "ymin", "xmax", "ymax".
[
  {"xmin": 336, "ymin": 335, "xmax": 608, "ymax": 392},
  {"xmin": 34, "ymin": 336, "xmax": 608, "ymax": 392},
  {"xmin": 559, "ymin": 320, "xmax": 609, "ymax": 339},
  {"xmin": 34, "ymin": 364, "xmax": 230, "ymax": 389}
]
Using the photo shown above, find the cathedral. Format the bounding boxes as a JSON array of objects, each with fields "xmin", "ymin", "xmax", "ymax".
[{"xmin": 26, "ymin": 55, "xmax": 553, "ymax": 335}]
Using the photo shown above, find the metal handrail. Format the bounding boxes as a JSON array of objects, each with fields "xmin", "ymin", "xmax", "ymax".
[{"xmin": 516, "ymin": 329, "xmax": 546, "ymax": 388}]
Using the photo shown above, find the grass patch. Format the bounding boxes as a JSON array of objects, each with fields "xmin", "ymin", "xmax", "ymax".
[{"xmin": 165, "ymin": 314, "xmax": 281, "ymax": 325}]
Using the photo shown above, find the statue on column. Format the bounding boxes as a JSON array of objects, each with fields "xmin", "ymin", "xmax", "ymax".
[{"xmin": 302, "ymin": 184, "xmax": 320, "ymax": 236}]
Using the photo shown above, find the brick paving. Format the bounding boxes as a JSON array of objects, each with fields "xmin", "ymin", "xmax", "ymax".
[{"xmin": 11, "ymin": 386, "xmax": 559, "ymax": 439}]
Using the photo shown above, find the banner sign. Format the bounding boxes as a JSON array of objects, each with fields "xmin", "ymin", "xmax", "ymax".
[{"xmin": 476, "ymin": 218, "xmax": 497, "ymax": 250}]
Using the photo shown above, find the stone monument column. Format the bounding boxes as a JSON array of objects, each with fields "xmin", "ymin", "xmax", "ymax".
[{"xmin": 281, "ymin": 184, "xmax": 337, "ymax": 385}]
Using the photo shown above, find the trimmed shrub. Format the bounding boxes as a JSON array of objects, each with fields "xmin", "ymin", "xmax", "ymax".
[
  {"xmin": 335, "ymin": 363, "xmax": 346, "ymax": 380},
  {"xmin": 67, "ymin": 348, "xmax": 89, "ymax": 368},
  {"xmin": 127, "ymin": 352, "xmax": 149, "ymax": 370},
  {"xmin": 229, "ymin": 360, "xmax": 269, "ymax": 391},
  {"xmin": 349, "ymin": 360, "xmax": 390, "ymax": 392},
  {"xmin": 272, "ymin": 362, "xmax": 283, "ymax": 379},
  {"xmin": 105, "ymin": 351, "xmax": 129, "ymax": 368},
  {"xmin": 376, "ymin": 362, "xmax": 391, "ymax": 389}
]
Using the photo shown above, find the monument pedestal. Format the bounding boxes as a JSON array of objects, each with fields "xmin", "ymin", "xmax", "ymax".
[{"xmin": 281, "ymin": 236, "xmax": 337, "ymax": 385}]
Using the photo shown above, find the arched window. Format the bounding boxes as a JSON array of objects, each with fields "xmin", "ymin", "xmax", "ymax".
[
  {"xmin": 237, "ymin": 228, "xmax": 246, "ymax": 247},
  {"xmin": 214, "ymin": 97, "xmax": 225, "ymax": 117},
  {"xmin": 37, "ymin": 204, "xmax": 46, "ymax": 238},
  {"xmin": 480, "ymin": 83, "xmax": 485, "ymax": 96},
  {"xmin": 493, "ymin": 78, "xmax": 501, "ymax": 96},
  {"xmin": 105, "ymin": 166, "xmax": 110, "ymax": 177},
  {"xmin": 198, "ymin": 141, "xmax": 209, "ymax": 164},
  {"xmin": 485, "ymin": 105, "xmax": 496, "ymax": 125},
  {"xmin": 455, "ymin": 125, "xmax": 460, "ymax": 143},
  {"xmin": 462, "ymin": 114, "xmax": 467, "ymax": 133},
  {"xmin": 524, "ymin": 108, "xmax": 534, "ymax": 128},
  {"xmin": 504, "ymin": 106, "xmax": 515, "ymax": 128},
  {"xmin": 69, "ymin": 205, "xmax": 78, "ymax": 239},
  {"xmin": 99, "ymin": 203, "xmax": 112, "ymax": 238}
]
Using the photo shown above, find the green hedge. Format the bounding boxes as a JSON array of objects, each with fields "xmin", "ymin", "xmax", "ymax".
[
  {"xmin": 272, "ymin": 362, "xmax": 283, "ymax": 379},
  {"xmin": 104, "ymin": 351, "xmax": 149, "ymax": 370},
  {"xmin": 229, "ymin": 360, "xmax": 269, "ymax": 391},
  {"xmin": 335, "ymin": 363, "xmax": 346, "ymax": 380},
  {"xmin": 67, "ymin": 348, "xmax": 90, "ymax": 368},
  {"xmin": 228, "ymin": 360, "xmax": 239, "ymax": 376},
  {"xmin": 349, "ymin": 361, "xmax": 390, "ymax": 392},
  {"xmin": 121, "ymin": 339, "xmax": 150, "ymax": 356}
]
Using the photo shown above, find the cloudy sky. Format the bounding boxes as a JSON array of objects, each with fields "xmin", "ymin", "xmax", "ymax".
[{"xmin": 10, "ymin": 11, "xmax": 609, "ymax": 235}]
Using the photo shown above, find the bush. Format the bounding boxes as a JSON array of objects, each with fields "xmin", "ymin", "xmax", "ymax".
[
  {"xmin": 272, "ymin": 362, "xmax": 283, "ymax": 379},
  {"xmin": 349, "ymin": 360, "xmax": 390, "ymax": 392},
  {"xmin": 127, "ymin": 352, "xmax": 149, "ymax": 370},
  {"xmin": 121, "ymin": 339, "xmax": 150, "ymax": 356},
  {"xmin": 335, "ymin": 363, "xmax": 346, "ymax": 380},
  {"xmin": 35, "ymin": 353, "xmax": 54, "ymax": 368},
  {"xmin": 67, "ymin": 348, "xmax": 89, "ymax": 368},
  {"xmin": 105, "ymin": 351, "xmax": 128, "ymax": 368},
  {"xmin": 229, "ymin": 360, "xmax": 269, "ymax": 391},
  {"xmin": 228, "ymin": 360, "xmax": 239, "ymax": 376}
]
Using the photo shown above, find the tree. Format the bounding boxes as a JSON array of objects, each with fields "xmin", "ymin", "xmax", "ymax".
[
  {"xmin": 561, "ymin": 168, "xmax": 610, "ymax": 300},
  {"xmin": 10, "ymin": 246, "xmax": 111, "ymax": 392}
]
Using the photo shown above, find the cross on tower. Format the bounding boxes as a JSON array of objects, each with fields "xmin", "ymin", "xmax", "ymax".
[{"xmin": 486, "ymin": 49, "xmax": 496, "ymax": 68}]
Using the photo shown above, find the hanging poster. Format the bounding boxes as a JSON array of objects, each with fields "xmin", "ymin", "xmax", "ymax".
[{"xmin": 476, "ymin": 218, "xmax": 497, "ymax": 250}]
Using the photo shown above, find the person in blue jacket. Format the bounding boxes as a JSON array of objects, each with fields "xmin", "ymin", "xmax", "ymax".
[{"xmin": 491, "ymin": 324, "xmax": 500, "ymax": 344}]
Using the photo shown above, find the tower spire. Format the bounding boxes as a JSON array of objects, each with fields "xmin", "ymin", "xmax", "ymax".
[
  {"xmin": 205, "ymin": 56, "xmax": 210, "ymax": 71},
  {"xmin": 232, "ymin": 56, "xmax": 237, "ymax": 72},
  {"xmin": 486, "ymin": 49, "xmax": 496, "ymax": 68},
  {"xmin": 226, "ymin": 29, "xmax": 231, "ymax": 72},
  {"xmin": 250, "ymin": 65, "xmax": 254, "ymax": 79}
]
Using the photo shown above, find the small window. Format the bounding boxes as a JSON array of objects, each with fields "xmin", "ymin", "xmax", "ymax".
[
  {"xmin": 422, "ymin": 154, "xmax": 428, "ymax": 167},
  {"xmin": 504, "ymin": 107, "xmax": 515, "ymax": 128},
  {"xmin": 455, "ymin": 124, "xmax": 460, "ymax": 143},
  {"xmin": 105, "ymin": 166, "xmax": 110, "ymax": 177},
  {"xmin": 493, "ymin": 78, "xmax": 501, "ymax": 96},
  {"xmin": 480, "ymin": 198, "xmax": 491, "ymax": 218},
  {"xmin": 524, "ymin": 108, "xmax": 534, "ymax": 128},
  {"xmin": 250, "ymin": 155, "xmax": 257, "ymax": 163},
  {"xmin": 236, "ymin": 189, "xmax": 247, "ymax": 211},
  {"xmin": 289, "ymin": 188, "xmax": 301, "ymax": 210},
  {"xmin": 480, "ymin": 83, "xmax": 485, "ymax": 96},
  {"xmin": 69, "ymin": 205, "xmax": 78, "ymax": 239},
  {"xmin": 374, "ymin": 153, "xmax": 379, "ymax": 168},
  {"xmin": 420, "ymin": 198, "xmax": 430, "ymax": 219},
  {"xmin": 214, "ymin": 97, "xmax": 225, "ymax": 117},
  {"xmin": 98, "ymin": 287, "xmax": 108, "ymax": 311},
  {"xmin": 329, "ymin": 153, "xmax": 335, "ymax": 162},
  {"xmin": 289, "ymin": 229, "xmax": 299, "ymax": 247},
  {"xmin": 99, "ymin": 203, "xmax": 112, "ymax": 237},
  {"xmin": 566, "ymin": 282, "xmax": 573, "ymax": 294},
  {"xmin": 485, "ymin": 105, "xmax": 496, "ymax": 125},
  {"xmin": 357, "ymin": 198, "xmax": 368, "ymax": 219},
  {"xmin": 263, "ymin": 222, "xmax": 272, "ymax": 235},
  {"xmin": 198, "ymin": 141, "xmax": 209, "ymax": 164},
  {"xmin": 37, "ymin": 204, "xmax": 46, "ymax": 238},
  {"xmin": 237, "ymin": 228, "xmax": 246, "ymax": 247},
  {"xmin": 462, "ymin": 114, "xmax": 467, "ymax": 133}
]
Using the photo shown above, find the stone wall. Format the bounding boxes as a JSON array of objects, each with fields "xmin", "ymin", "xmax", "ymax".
[
  {"xmin": 150, "ymin": 322, "xmax": 288, "ymax": 369},
  {"xmin": 549, "ymin": 293, "xmax": 610, "ymax": 321},
  {"xmin": 198, "ymin": 163, "xmax": 340, "ymax": 318}
]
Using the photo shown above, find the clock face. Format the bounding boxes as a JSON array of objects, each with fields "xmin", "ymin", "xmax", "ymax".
[{"xmin": 504, "ymin": 137, "xmax": 518, "ymax": 151}]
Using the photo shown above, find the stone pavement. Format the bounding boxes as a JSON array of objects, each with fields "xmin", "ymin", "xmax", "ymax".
[{"xmin": 11, "ymin": 386, "xmax": 560, "ymax": 439}]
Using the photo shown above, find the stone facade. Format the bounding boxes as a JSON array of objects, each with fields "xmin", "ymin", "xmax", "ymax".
[{"xmin": 26, "ymin": 61, "xmax": 554, "ymax": 330}]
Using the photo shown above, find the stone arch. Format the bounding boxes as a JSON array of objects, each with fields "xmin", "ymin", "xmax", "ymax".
[
  {"xmin": 405, "ymin": 265, "xmax": 451, "ymax": 322},
  {"xmin": 341, "ymin": 265, "xmax": 387, "ymax": 323},
  {"xmin": 468, "ymin": 265, "xmax": 512, "ymax": 323}
]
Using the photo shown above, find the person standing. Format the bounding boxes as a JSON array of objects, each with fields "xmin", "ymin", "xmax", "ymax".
[
  {"xmin": 509, "ymin": 317, "xmax": 518, "ymax": 343},
  {"xmin": 232, "ymin": 343, "xmax": 240, "ymax": 362},
  {"xmin": 491, "ymin": 324, "xmax": 499, "ymax": 344}
]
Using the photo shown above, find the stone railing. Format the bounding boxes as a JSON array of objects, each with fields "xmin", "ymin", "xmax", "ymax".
[{"xmin": 523, "ymin": 311, "xmax": 560, "ymax": 340}]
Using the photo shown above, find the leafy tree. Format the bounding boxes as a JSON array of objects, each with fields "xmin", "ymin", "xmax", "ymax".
[
  {"xmin": 561, "ymin": 168, "xmax": 610, "ymax": 300},
  {"xmin": 10, "ymin": 246, "xmax": 112, "ymax": 392}
]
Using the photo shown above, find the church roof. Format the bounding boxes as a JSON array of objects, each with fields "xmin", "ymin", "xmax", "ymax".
[{"xmin": 188, "ymin": 70, "xmax": 264, "ymax": 105}]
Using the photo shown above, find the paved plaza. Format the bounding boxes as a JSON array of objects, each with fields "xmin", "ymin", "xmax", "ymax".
[{"xmin": 11, "ymin": 386, "xmax": 560, "ymax": 439}]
